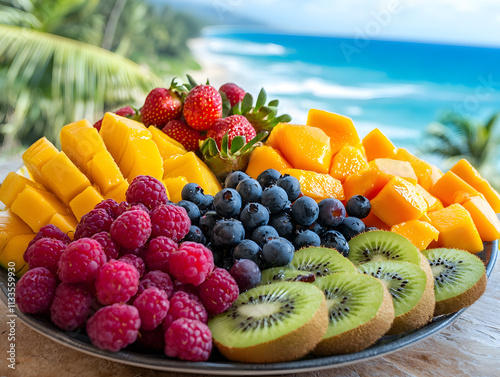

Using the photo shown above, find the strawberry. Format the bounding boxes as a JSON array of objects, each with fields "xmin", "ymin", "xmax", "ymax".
[
  {"xmin": 219, "ymin": 83, "xmax": 245, "ymax": 107},
  {"xmin": 93, "ymin": 106, "xmax": 136, "ymax": 131},
  {"xmin": 183, "ymin": 85, "xmax": 222, "ymax": 131},
  {"xmin": 162, "ymin": 119, "xmax": 203, "ymax": 151},
  {"xmin": 141, "ymin": 87, "xmax": 183, "ymax": 127},
  {"xmin": 207, "ymin": 115, "xmax": 256, "ymax": 149}
]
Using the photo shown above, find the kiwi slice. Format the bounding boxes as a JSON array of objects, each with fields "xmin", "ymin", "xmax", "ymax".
[
  {"xmin": 422, "ymin": 248, "xmax": 487, "ymax": 316},
  {"xmin": 259, "ymin": 267, "xmax": 316, "ymax": 285},
  {"xmin": 289, "ymin": 246, "xmax": 358, "ymax": 277},
  {"xmin": 358, "ymin": 260, "xmax": 434, "ymax": 335},
  {"xmin": 312, "ymin": 272, "xmax": 394, "ymax": 356},
  {"xmin": 209, "ymin": 281, "xmax": 328, "ymax": 363}
]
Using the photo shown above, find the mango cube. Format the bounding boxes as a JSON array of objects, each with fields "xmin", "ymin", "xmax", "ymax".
[
  {"xmin": 49, "ymin": 213, "xmax": 77, "ymax": 237},
  {"xmin": 246, "ymin": 145, "xmax": 292, "ymax": 179},
  {"xmin": 104, "ymin": 180, "xmax": 129, "ymax": 203},
  {"xmin": 0, "ymin": 172, "xmax": 43, "ymax": 208},
  {"xmin": 390, "ymin": 220, "xmax": 439, "ymax": 250},
  {"xmin": 415, "ymin": 184, "xmax": 443, "ymax": 212},
  {"xmin": 0, "ymin": 210, "xmax": 33, "ymax": 251},
  {"xmin": 329, "ymin": 145, "xmax": 368, "ymax": 183},
  {"xmin": 462, "ymin": 196, "xmax": 500, "ymax": 241},
  {"xmin": 280, "ymin": 168, "xmax": 344, "ymax": 201},
  {"xmin": 0, "ymin": 234, "xmax": 34, "ymax": 273},
  {"xmin": 22, "ymin": 137, "xmax": 59, "ymax": 186},
  {"xmin": 429, "ymin": 171, "xmax": 478, "ymax": 207},
  {"xmin": 149, "ymin": 126, "xmax": 187, "ymax": 159},
  {"xmin": 120, "ymin": 139, "xmax": 164, "ymax": 182},
  {"xmin": 69, "ymin": 186, "xmax": 104, "ymax": 221},
  {"xmin": 163, "ymin": 176, "xmax": 188, "ymax": 203},
  {"xmin": 362, "ymin": 128, "xmax": 396, "ymax": 161},
  {"xmin": 87, "ymin": 150, "xmax": 125, "ymax": 195},
  {"xmin": 394, "ymin": 148, "xmax": 434, "ymax": 190}
]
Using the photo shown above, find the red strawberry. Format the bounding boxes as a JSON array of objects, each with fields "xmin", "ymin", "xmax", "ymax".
[
  {"xmin": 219, "ymin": 83, "xmax": 245, "ymax": 107},
  {"xmin": 162, "ymin": 119, "xmax": 203, "ymax": 151},
  {"xmin": 141, "ymin": 88, "xmax": 182, "ymax": 127},
  {"xmin": 207, "ymin": 115, "xmax": 256, "ymax": 149},
  {"xmin": 183, "ymin": 85, "xmax": 222, "ymax": 131},
  {"xmin": 93, "ymin": 106, "xmax": 136, "ymax": 131}
]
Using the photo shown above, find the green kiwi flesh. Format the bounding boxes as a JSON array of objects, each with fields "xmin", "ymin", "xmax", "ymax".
[
  {"xmin": 208, "ymin": 281, "xmax": 328, "ymax": 363},
  {"xmin": 312, "ymin": 272, "xmax": 394, "ymax": 356},
  {"xmin": 289, "ymin": 246, "xmax": 358, "ymax": 277},
  {"xmin": 259, "ymin": 267, "xmax": 316, "ymax": 285},
  {"xmin": 422, "ymin": 248, "xmax": 487, "ymax": 316}
]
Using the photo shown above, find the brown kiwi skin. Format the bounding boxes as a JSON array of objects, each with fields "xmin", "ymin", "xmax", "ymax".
[
  {"xmin": 213, "ymin": 289, "xmax": 328, "ymax": 363},
  {"xmin": 312, "ymin": 282, "xmax": 395, "ymax": 356}
]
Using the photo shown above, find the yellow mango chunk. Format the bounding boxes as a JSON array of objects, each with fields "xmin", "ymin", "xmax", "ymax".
[
  {"xmin": 371, "ymin": 176, "xmax": 428, "ymax": 227},
  {"xmin": 0, "ymin": 210, "xmax": 33, "ymax": 251},
  {"xmin": 149, "ymin": 126, "xmax": 187, "ymax": 159},
  {"xmin": 164, "ymin": 176, "xmax": 189, "ymax": 203},
  {"xmin": 49, "ymin": 213, "xmax": 77, "ymax": 237},
  {"xmin": 41, "ymin": 151, "xmax": 91, "ymax": 205},
  {"xmin": 362, "ymin": 211, "xmax": 390, "ymax": 230},
  {"xmin": 424, "ymin": 203, "xmax": 483, "ymax": 254},
  {"xmin": 0, "ymin": 234, "xmax": 34, "ymax": 273},
  {"xmin": 86, "ymin": 150, "xmax": 125, "ymax": 195},
  {"xmin": 429, "ymin": 171, "xmax": 478, "ymax": 207},
  {"xmin": 429, "ymin": 164, "xmax": 443, "ymax": 187},
  {"xmin": 163, "ymin": 152, "xmax": 221, "ymax": 196},
  {"xmin": 22, "ymin": 137, "xmax": 59, "ymax": 186},
  {"xmin": 280, "ymin": 168, "xmax": 344, "ymax": 201},
  {"xmin": 462, "ymin": 196, "xmax": 500, "ymax": 242},
  {"xmin": 415, "ymin": 184, "xmax": 443, "ymax": 212},
  {"xmin": 120, "ymin": 139, "xmax": 164, "ymax": 182},
  {"xmin": 0, "ymin": 172, "xmax": 43, "ymax": 208},
  {"xmin": 369, "ymin": 159, "xmax": 418, "ymax": 185},
  {"xmin": 329, "ymin": 145, "xmax": 368, "ymax": 183},
  {"xmin": 306, "ymin": 109, "xmax": 361, "ymax": 155},
  {"xmin": 246, "ymin": 145, "xmax": 292, "ymax": 179},
  {"xmin": 362, "ymin": 128, "xmax": 396, "ymax": 161},
  {"xmin": 104, "ymin": 180, "xmax": 129, "ymax": 204},
  {"xmin": 69, "ymin": 186, "xmax": 104, "ymax": 221},
  {"xmin": 267, "ymin": 123, "xmax": 333, "ymax": 174},
  {"xmin": 394, "ymin": 148, "xmax": 434, "ymax": 190},
  {"xmin": 390, "ymin": 220, "xmax": 439, "ymax": 250}
]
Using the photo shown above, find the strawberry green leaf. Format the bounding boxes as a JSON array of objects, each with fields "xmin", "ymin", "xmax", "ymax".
[
  {"xmin": 240, "ymin": 132, "xmax": 268, "ymax": 153},
  {"xmin": 275, "ymin": 114, "xmax": 292, "ymax": 123},
  {"xmin": 255, "ymin": 88, "xmax": 267, "ymax": 110},
  {"xmin": 220, "ymin": 91, "xmax": 232, "ymax": 118},
  {"xmin": 229, "ymin": 135, "xmax": 246, "ymax": 154},
  {"xmin": 268, "ymin": 99, "xmax": 279, "ymax": 107},
  {"xmin": 241, "ymin": 93, "xmax": 254, "ymax": 114},
  {"xmin": 185, "ymin": 74, "xmax": 198, "ymax": 90},
  {"xmin": 220, "ymin": 132, "xmax": 229, "ymax": 158}
]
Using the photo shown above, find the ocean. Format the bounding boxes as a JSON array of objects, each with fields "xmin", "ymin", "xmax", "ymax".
[{"xmin": 189, "ymin": 26, "xmax": 500, "ymax": 163}]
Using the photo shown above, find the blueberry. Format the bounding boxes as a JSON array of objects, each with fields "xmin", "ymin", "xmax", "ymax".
[
  {"xmin": 224, "ymin": 171, "xmax": 250, "ymax": 189},
  {"xmin": 212, "ymin": 219, "xmax": 245, "ymax": 247},
  {"xmin": 277, "ymin": 174, "xmax": 301, "ymax": 202},
  {"xmin": 251, "ymin": 225, "xmax": 280, "ymax": 248},
  {"xmin": 365, "ymin": 226, "xmax": 378, "ymax": 232},
  {"xmin": 229, "ymin": 259, "xmax": 262, "ymax": 292},
  {"xmin": 345, "ymin": 195, "xmax": 371, "ymax": 219},
  {"xmin": 213, "ymin": 188, "xmax": 242, "ymax": 218},
  {"xmin": 262, "ymin": 237, "xmax": 295, "ymax": 267},
  {"xmin": 282, "ymin": 200, "xmax": 293, "ymax": 215},
  {"xmin": 317, "ymin": 198, "xmax": 346, "ymax": 227},
  {"xmin": 232, "ymin": 239, "xmax": 262, "ymax": 266},
  {"xmin": 321, "ymin": 230, "xmax": 349, "ymax": 256},
  {"xmin": 177, "ymin": 200, "xmax": 201, "ymax": 225},
  {"xmin": 240, "ymin": 202, "xmax": 269, "ymax": 229},
  {"xmin": 198, "ymin": 194, "xmax": 214, "ymax": 213},
  {"xmin": 257, "ymin": 169, "xmax": 281, "ymax": 188},
  {"xmin": 199, "ymin": 211, "xmax": 220, "ymax": 239},
  {"xmin": 269, "ymin": 212, "xmax": 295, "ymax": 239},
  {"xmin": 236, "ymin": 178, "xmax": 263, "ymax": 204},
  {"xmin": 181, "ymin": 183, "xmax": 205, "ymax": 206},
  {"xmin": 296, "ymin": 222, "xmax": 325, "ymax": 237},
  {"xmin": 261, "ymin": 185, "xmax": 288, "ymax": 214},
  {"xmin": 336, "ymin": 217, "xmax": 365, "ymax": 241},
  {"xmin": 182, "ymin": 225, "xmax": 206, "ymax": 244},
  {"xmin": 291, "ymin": 196, "xmax": 319, "ymax": 226},
  {"xmin": 294, "ymin": 230, "xmax": 321, "ymax": 249}
]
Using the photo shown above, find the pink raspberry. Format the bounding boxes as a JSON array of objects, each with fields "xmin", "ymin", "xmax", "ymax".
[
  {"xmin": 119, "ymin": 244, "xmax": 148, "ymax": 257},
  {"xmin": 126, "ymin": 175, "xmax": 169, "ymax": 211},
  {"xmin": 74, "ymin": 208, "xmax": 114, "ymax": 240},
  {"xmin": 173, "ymin": 280, "xmax": 199, "ymax": 296},
  {"xmin": 26, "ymin": 238, "xmax": 66, "ymax": 275},
  {"xmin": 119, "ymin": 254, "xmax": 146, "ymax": 278},
  {"xmin": 91, "ymin": 232, "xmax": 120, "ymax": 260},
  {"xmin": 110, "ymin": 210, "xmax": 152, "ymax": 249},
  {"xmin": 150, "ymin": 204, "xmax": 190, "ymax": 241},
  {"xmin": 86, "ymin": 303, "xmax": 140, "ymax": 352},
  {"xmin": 136, "ymin": 326, "xmax": 165, "ymax": 351},
  {"xmin": 162, "ymin": 291, "xmax": 207, "ymax": 330},
  {"xmin": 133, "ymin": 287, "xmax": 170, "ymax": 330},
  {"xmin": 16, "ymin": 267, "xmax": 57, "ymax": 314},
  {"xmin": 94, "ymin": 198, "xmax": 120, "ymax": 218},
  {"xmin": 164, "ymin": 318, "xmax": 212, "ymax": 361},
  {"xmin": 24, "ymin": 224, "xmax": 70, "ymax": 262},
  {"xmin": 116, "ymin": 201, "xmax": 131, "ymax": 217},
  {"xmin": 169, "ymin": 242, "xmax": 214, "ymax": 286},
  {"xmin": 198, "ymin": 268, "xmax": 239, "ymax": 315},
  {"xmin": 58, "ymin": 238, "xmax": 107, "ymax": 284},
  {"xmin": 143, "ymin": 236, "xmax": 178, "ymax": 273},
  {"xmin": 50, "ymin": 283, "xmax": 93, "ymax": 331},
  {"xmin": 138, "ymin": 270, "xmax": 174, "ymax": 298},
  {"xmin": 95, "ymin": 260, "xmax": 139, "ymax": 305}
]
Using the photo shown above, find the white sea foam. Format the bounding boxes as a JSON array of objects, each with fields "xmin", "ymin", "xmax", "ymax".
[{"xmin": 203, "ymin": 38, "xmax": 289, "ymax": 56}]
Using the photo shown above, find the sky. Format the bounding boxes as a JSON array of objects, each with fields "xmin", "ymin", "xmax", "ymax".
[{"xmin": 167, "ymin": 0, "xmax": 500, "ymax": 47}]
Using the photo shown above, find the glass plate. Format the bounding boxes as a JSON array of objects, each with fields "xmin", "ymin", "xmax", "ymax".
[{"xmin": 0, "ymin": 240, "xmax": 497, "ymax": 375}]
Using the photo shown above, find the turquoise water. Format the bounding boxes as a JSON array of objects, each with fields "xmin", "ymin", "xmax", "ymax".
[{"xmin": 194, "ymin": 27, "xmax": 500, "ymax": 159}]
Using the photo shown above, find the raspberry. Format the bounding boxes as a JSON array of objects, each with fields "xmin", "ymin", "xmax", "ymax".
[
  {"xmin": 24, "ymin": 224, "xmax": 70, "ymax": 262},
  {"xmin": 58, "ymin": 238, "xmax": 107, "ymax": 284},
  {"xmin": 86, "ymin": 303, "xmax": 140, "ymax": 352},
  {"xmin": 133, "ymin": 287, "xmax": 170, "ymax": 330},
  {"xmin": 94, "ymin": 198, "xmax": 120, "ymax": 218},
  {"xmin": 91, "ymin": 232, "xmax": 120, "ymax": 260},
  {"xmin": 173, "ymin": 280, "xmax": 199, "ymax": 296},
  {"xmin": 74, "ymin": 208, "xmax": 114, "ymax": 240},
  {"xmin": 143, "ymin": 236, "xmax": 178, "ymax": 273},
  {"xmin": 116, "ymin": 201, "xmax": 131, "ymax": 217},
  {"xmin": 198, "ymin": 268, "xmax": 239, "ymax": 315},
  {"xmin": 138, "ymin": 270, "xmax": 174, "ymax": 298},
  {"xmin": 16, "ymin": 267, "xmax": 57, "ymax": 314},
  {"xmin": 119, "ymin": 254, "xmax": 146, "ymax": 278},
  {"xmin": 50, "ymin": 283, "xmax": 93, "ymax": 330},
  {"xmin": 126, "ymin": 175, "xmax": 169, "ymax": 211},
  {"xmin": 95, "ymin": 260, "xmax": 140, "ymax": 305},
  {"xmin": 119, "ymin": 244, "xmax": 148, "ymax": 257},
  {"xmin": 169, "ymin": 242, "xmax": 214, "ymax": 286},
  {"xmin": 162, "ymin": 291, "xmax": 207, "ymax": 330},
  {"xmin": 150, "ymin": 204, "xmax": 190, "ymax": 241},
  {"xmin": 136, "ymin": 326, "xmax": 165, "ymax": 351},
  {"xmin": 26, "ymin": 238, "xmax": 66, "ymax": 275},
  {"xmin": 110, "ymin": 210, "xmax": 152, "ymax": 249},
  {"xmin": 164, "ymin": 318, "xmax": 212, "ymax": 361}
]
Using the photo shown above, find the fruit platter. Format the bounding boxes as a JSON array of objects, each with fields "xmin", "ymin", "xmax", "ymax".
[{"xmin": 0, "ymin": 77, "xmax": 499, "ymax": 374}]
